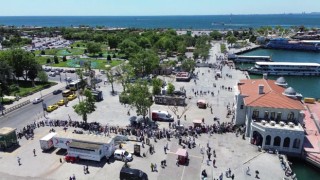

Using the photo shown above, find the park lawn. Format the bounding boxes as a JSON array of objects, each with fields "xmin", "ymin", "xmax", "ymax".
[
  {"xmin": 56, "ymin": 48, "xmax": 84, "ymax": 56},
  {"xmin": 71, "ymin": 41, "xmax": 87, "ymax": 48},
  {"xmin": 10, "ymin": 81, "xmax": 57, "ymax": 97},
  {"xmin": 36, "ymin": 56, "xmax": 64, "ymax": 65},
  {"xmin": 50, "ymin": 58, "xmax": 123, "ymax": 69}
]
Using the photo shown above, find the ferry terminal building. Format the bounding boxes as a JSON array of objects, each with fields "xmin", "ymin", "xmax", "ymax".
[{"xmin": 234, "ymin": 77, "xmax": 305, "ymax": 154}]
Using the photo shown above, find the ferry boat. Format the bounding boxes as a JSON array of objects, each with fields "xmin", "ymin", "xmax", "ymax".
[
  {"xmin": 265, "ymin": 38, "xmax": 320, "ymax": 51},
  {"xmin": 248, "ymin": 62, "xmax": 320, "ymax": 76},
  {"xmin": 232, "ymin": 55, "xmax": 272, "ymax": 63}
]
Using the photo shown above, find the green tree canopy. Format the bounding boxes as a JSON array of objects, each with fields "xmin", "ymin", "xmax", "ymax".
[
  {"xmin": 119, "ymin": 39, "xmax": 141, "ymax": 59},
  {"xmin": 129, "ymin": 49, "xmax": 159, "ymax": 76},
  {"xmin": 87, "ymin": 42, "xmax": 102, "ymax": 55},
  {"xmin": 167, "ymin": 83, "xmax": 175, "ymax": 95},
  {"xmin": 152, "ymin": 78, "xmax": 163, "ymax": 96},
  {"xmin": 181, "ymin": 59, "xmax": 196, "ymax": 72}
]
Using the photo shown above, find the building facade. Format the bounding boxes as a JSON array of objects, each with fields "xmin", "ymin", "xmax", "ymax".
[{"xmin": 234, "ymin": 77, "xmax": 305, "ymax": 154}]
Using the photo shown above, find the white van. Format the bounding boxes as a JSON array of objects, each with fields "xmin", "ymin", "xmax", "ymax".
[
  {"xmin": 151, "ymin": 110, "xmax": 174, "ymax": 122},
  {"xmin": 114, "ymin": 149, "xmax": 133, "ymax": 162}
]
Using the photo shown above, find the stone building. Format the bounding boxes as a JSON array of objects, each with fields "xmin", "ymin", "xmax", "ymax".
[{"xmin": 234, "ymin": 77, "xmax": 305, "ymax": 154}]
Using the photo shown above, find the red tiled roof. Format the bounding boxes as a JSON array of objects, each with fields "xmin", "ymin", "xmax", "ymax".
[{"xmin": 238, "ymin": 79, "xmax": 304, "ymax": 110}]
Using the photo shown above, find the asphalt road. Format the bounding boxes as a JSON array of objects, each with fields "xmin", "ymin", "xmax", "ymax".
[{"xmin": 0, "ymin": 87, "xmax": 65, "ymax": 130}]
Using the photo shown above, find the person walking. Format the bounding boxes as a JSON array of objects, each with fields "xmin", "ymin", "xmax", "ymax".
[
  {"xmin": 154, "ymin": 163, "xmax": 157, "ymax": 172},
  {"xmin": 246, "ymin": 166, "xmax": 250, "ymax": 175},
  {"xmin": 231, "ymin": 174, "xmax": 235, "ymax": 180},
  {"xmin": 83, "ymin": 165, "xmax": 86, "ymax": 174},
  {"xmin": 33, "ymin": 149, "xmax": 36, "ymax": 156},
  {"xmin": 151, "ymin": 163, "xmax": 154, "ymax": 172},
  {"xmin": 17, "ymin": 157, "xmax": 21, "ymax": 166},
  {"xmin": 86, "ymin": 165, "xmax": 89, "ymax": 174},
  {"xmin": 164, "ymin": 146, "xmax": 167, "ymax": 154},
  {"xmin": 213, "ymin": 159, "xmax": 216, "ymax": 167}
]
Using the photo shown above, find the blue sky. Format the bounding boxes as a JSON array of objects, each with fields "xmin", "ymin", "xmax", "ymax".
[{"xmin": 0, "ymin": 0, "xmax": 319, "ymax": 16}]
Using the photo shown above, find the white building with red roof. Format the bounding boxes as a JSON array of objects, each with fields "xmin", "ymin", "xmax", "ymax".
[{"xmin": 235, "ymin": 76, "xmax": 306, "ymax": 154}]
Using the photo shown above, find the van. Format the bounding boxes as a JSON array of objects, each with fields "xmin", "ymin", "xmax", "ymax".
[
  {"xmin": 114, "ymin": 149, "xmax": 133, "ymax": 162},
  {"xmin": 62, "ymin": 90, "xmax": 72, "ymax": 97},
  {"xmin": 120, "ymin": 167, "xmax": 148, "ymax": 180},
  {"xmin": 151, "ymin": 110, "xmax": 174, "ymax": 122}
]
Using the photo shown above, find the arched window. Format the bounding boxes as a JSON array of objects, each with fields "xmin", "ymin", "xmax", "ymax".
[
  {"xmin": 287, "ymin": 112, "xmax": 294, "ymax": 121},
  {"xmin": 276, "ymin": 112, "xmax": 282, "ymax": 121},
  {"xmin": 265, "ymin": 135, "xmax": 271, "ymax": 145},
  {"xmin": 264, "ymin": 111, "xmax": 269, "ymax": 119},
  {"xmin": 270, "ymin": 112, "xmax": 276, "ymax": 120},
  {"xmin": 274, "ymin": 136, "xmax": 281, "ymax": 146},
  {"xmin": 293, "ymin": 138, "xmax": 301, "ymax": 149},
  {"xmin": 283, "ymin": 137, "xmax": 290, "ymax": 148}
]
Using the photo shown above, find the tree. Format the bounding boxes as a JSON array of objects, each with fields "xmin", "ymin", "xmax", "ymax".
[
  {"xmin": 40, "ymin": 50, "xmax": 45, "ymax": 55},
  {"xmin": 119, "ymin": 39, "xmax": 140, "ymax": 59},
  {"xmin": 181, "ymin": 59, "xmax": 196, "ymax": 72},
  {"xmin": 107, "ymin": 54, "xmax": 111, "ymax": 61},
  {"xmin": 115, "ymin": 63, "xmax": 133, "ymax": 92},
  {"xmin": 27, "ymin": 65, "xmax": 39, "ymax": 87},
  {"xmin": 129, "ymin": 49, "xmax": 159, "ymax": 76},
  {"xmin": 128, "ymin": 80, "xmax": 153, "ymax": 120},
  {"xmin": 226, "ymin": 35, "xmax": 238, "ymax": 47},
  {"xmin": 73, "ymin": 89, "xmax": 96, "ymax": 123},
  {"xmin": 87, "ymin": 42, "xmax": 102, "ymax": 55},
  {"xmin": 62, "ymin": 56, "xmax": 67, "ymax": 62},
  {"xmin": 37, "ymin": 70, "xmax": 48, "ymax": 83},
  {"xmin": 105, "ymin": 67, "xmax": 116, "ymax": 94},
  {"xmin": 46, "ymin": 58, "xmax": 51, "ymax": 64},
  {"xmin": 210, "ymin": 30, "xmax": 222, "ymax": 40},
  {"xmin": 152, "ymin": 78, "xmax": 162, "ymax": 95},
  {"xmin": 54, "ymin": 56, "xmax": 59, "ymax": 64},
  {"xmin": 167, "ymin": 83, "xmax": 175, "ymax": 95},
  {"xmin": 108, "ymin": 35, "xmax": 119, "ymax": 49}
]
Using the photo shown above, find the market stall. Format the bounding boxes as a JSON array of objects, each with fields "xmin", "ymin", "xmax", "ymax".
[{"xmin": 175, "ymin": 148, "xmax": 188, "ymax": 165}]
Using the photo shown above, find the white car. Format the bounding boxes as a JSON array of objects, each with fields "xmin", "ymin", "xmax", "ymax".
[
  {"xmin": 32, "ymin": 98, "xmax": 43, "ymax": 104},
  {"xmin": 114, "ymin": 149, "xmax": 133, "ymax": 162}
]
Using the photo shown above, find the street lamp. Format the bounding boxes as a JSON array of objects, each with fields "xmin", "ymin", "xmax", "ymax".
[{"xmin": 0, "ymin": 83, "xmax": 4, "ymax": 115}]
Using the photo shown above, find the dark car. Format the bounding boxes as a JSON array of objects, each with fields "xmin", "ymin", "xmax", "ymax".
[
  {"xmin": 53, "ymin": 89, "xmax": 62, "ymax": 95},
  {"xmin": 120, "ymin": 167, "xmax": 148, "ymax": 180},
  {"xmin": 173, "ymin": 90, "xmax": 186, "ymax": 96}
]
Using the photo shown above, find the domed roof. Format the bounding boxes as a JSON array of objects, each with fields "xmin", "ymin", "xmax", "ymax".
[
  {"xmin": 283, "ymin": 87, "xmax": 297, "ymax": 96},
  {"xmin": 275, "ymin": 77, "xmax": 288, "ymax": 87}
]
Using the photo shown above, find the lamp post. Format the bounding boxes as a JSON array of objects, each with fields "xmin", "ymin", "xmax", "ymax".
[{"xmin": 0, "ymin": 83, "xmax": 4, "ymax": 115}]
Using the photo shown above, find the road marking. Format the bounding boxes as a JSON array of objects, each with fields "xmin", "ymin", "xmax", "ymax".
[{"xmin": 181, "ymin": 166, "xmax": 186, "ymax": 180}]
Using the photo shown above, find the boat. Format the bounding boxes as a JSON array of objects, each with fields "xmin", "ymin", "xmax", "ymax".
[
  {"xmin": 265, "ymin": 38, "xmax": 320, "ymax": 51},
  {"xmin": 248, "ymin": 62, "xmax": 320, "ymax": 76},
  {"xmin": 231, "ymin": 55, "xmax": 272, "ymax": 63}
]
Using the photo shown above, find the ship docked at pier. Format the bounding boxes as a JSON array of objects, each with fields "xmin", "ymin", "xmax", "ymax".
[
  {"xmin": 248, "ymin": 62, "xmax": 320, "ymax": 76},
  {"xmin": 265, "ymin": 38, "xmax": 320, "ymax": 51}
]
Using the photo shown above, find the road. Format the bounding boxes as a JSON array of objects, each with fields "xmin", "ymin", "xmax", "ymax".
[{"xmin": 0, "ymin": 88, "xmax": 65, "ymax": 130}]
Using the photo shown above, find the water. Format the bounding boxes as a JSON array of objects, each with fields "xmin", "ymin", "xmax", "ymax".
[
  {"xmin": 289, "ymin": 157, "xmax": 320, "ymax": 180},
  {"xmin": 0, "ymin": 14, "xmax": 320, "ymax": 29},
  {"xmin": 241, "ymin": 49, "xmax": 320, "ymax": 98}
]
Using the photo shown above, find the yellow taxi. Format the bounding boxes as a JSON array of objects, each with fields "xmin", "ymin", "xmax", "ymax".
[
  {"xmin": 67, "ymin": 94, "xmax": 77, "ymax": 101},
  {"xmin": 57, "ymin": 99, "xmax": 67, "ymax": 106},
  {"xmin": 46, "ymin": 104, "xmax": 59, "ymax": 112}
]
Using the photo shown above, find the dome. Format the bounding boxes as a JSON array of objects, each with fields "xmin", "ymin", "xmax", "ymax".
[
  {"xmin": 283, "ymin": 87, "xmax": 297, "ymax": 96},
  {"xmin": 275, "ymin": 77, "xmax": 288, "ymax": 87}
]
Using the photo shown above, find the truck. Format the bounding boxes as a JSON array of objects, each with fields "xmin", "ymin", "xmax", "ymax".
[{"xmin": 40, "ymin": 132, "xmax": 57, "ymax": 151}]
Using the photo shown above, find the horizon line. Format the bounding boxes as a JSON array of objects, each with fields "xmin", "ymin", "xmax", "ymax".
[{"xmin": 0, "ymin": 12, "xmax": 317, "ymax": 17}]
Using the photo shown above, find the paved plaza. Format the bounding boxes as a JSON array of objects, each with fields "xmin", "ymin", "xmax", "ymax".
[{"xmin": 0, "ymin": 42, "xmax": 288, "ymax": 179}]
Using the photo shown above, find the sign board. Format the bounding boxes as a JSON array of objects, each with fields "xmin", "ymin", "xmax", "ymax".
[{"xmin": 134, "ymin": 144, "xmax": 141, "ymax": 156}]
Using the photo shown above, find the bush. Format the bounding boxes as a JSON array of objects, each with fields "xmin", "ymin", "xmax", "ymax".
[
  {"xmin": 113, "ymin": 54, "xmax": 116, "ymax": 58},
  {"xmin": 99, "ymin": 53, "xmax": 103, "ymax": 57},
  {"xmin": 46, "ymin": 58, "xmax": 51, "ymax": 64},
  {"xmin": 54, "ymin": 56, "xmax": 59, "ymax": 64},
  {"xmin": 84, "ymin": 49, "xmax": 88, "ymax": 54},
  {"xmin": 0, "ymin": 98, "xmax": 14, "ymax": 104},
  {"xmin": 41, "ymin": 50, "xmax": 45, "ymax": 55},
  {"xmin": 77, "ymin": 44, "xmax": 80, "ymax": 47},
  {"xmin": 9, "ymin": 84, "xmax": 19, "ymax": 92},
  {"xmin": 63, "ymin": 56, "xmax": 67, "ymax": 62},
  {"xmin": 71, "ymin": 46, "xmax": 73, "ymax": 49},
  {"xmin": 107, "ymin": 55, "xmax": 111, "ymax": 61}
]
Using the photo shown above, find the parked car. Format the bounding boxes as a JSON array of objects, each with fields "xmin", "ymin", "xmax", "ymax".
[
  {"xmin": 53, "ymin": 89, "xmax": 62, "ymax": 95},
  {"xmin": 57, "ymin": 99, "xmax": 67, "ymax": 106},
  {"xmin": 49, "ymin": 72, "xmax": 56, "ymax": 77},
  {"xmin": 120, "ymin": 167, "xmax": 148, "ymax": 180},
  {"xmin": 69, "ymin": 69, "xmax": 75, "ymax": 73},
  {"xmin": 67, "ymin": 94, "xmax": 77, "ymax": 101},
  {"xmin": 114, "ymin": 149, "xmax": 133, "ymax": 162},
  {"xmin": 100, "ymin": 70, "xmax": 106, "ymax": 74},
  {"xmin": 65, "ymin": 77, "xmax": 72, "ymax": 82},
  {"xmin": 32, "ymin": 98, "xmax": 43, "ymax": 104},
  {"xmin": 46, "ymin": 104, "xmax": 59, "ymax": 112}
]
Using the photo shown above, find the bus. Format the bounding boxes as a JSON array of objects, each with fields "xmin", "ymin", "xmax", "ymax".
[
  {"xmin": 69, "ymin": 78, "xmax": 87, "ymax": 91},
  {"xmin": 62, "ymin": 90, "xmax": 72, "ymax": 97}
]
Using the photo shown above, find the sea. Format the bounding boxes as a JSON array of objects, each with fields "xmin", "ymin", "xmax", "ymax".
[
  {"xmin": 1, "ymin": 14, "xmax": 320, "ymax": 180},
  {"xmin": 0, "ymin": 14, "xmax": 320, "ymax": 29}
]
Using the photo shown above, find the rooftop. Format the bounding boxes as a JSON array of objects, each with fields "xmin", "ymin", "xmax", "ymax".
[
  {"xmin": 238, "ymin": 79, "xmax": 305, "ymax": 110},
  {"xmin": 55, "ymin": 131, "xmax": 114, "ymax": 144},
  {"xmin": 69, "ymin": 141, "xmax": 102, "ymax": 151},
  {"xmin": 0, "ymin": 127, "xmax": 16, "ymax": 135},
  {"xmin": 256, "ymin": 62, "xmax": 320, "ymax": 66}
]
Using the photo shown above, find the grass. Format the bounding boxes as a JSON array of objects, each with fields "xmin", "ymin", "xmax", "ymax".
[
  {"xmin": 56, "ymin": 48, "xmax": 84, "ymax": 56},
  {"xmin": 10, "ymin": 81, "xmax": 57, "ymax": 97},
  {"xmin": 220, "ymin": 44, "xmax": 227, "ymax": 53}
]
